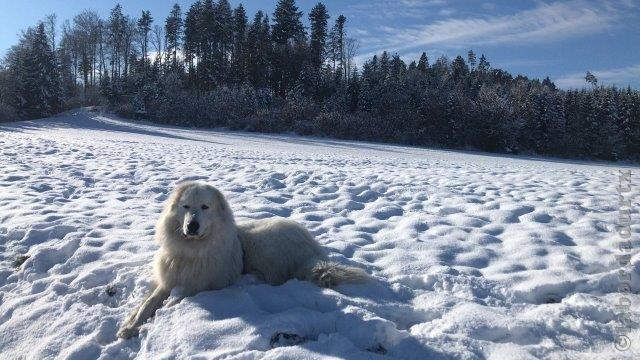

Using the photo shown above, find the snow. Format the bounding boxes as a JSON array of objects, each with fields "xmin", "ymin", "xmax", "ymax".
[{"xmin": 0, "ymin": 108, "xmax": 639, "ymax": 359}]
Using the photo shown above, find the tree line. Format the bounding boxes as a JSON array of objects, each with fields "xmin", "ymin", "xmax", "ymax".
[{"xmin": 0, "ymin": 0, "xmax": 638, "ymax": 161}]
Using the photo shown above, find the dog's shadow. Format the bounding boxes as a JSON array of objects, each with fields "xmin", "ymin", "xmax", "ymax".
[{"xmin": 139, "ymin": 275, "xmax": 447, "ymax": 359}]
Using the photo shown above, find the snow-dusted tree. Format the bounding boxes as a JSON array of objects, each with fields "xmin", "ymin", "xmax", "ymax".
[
  {"xmin": 164, "ymin": 3, "xmax": 183, "ymax": 71},
  {"xmin": 309, "ymin": 2, "xmax": 329, "ymax": 71},
  {"xmin": 417, "ymin": 52, "xmax": 429, "ymax": 73},
  {"xmin": 137, "ymin": 10, "xmax": 153, "ymax": 68},
  {"xmin": 271, "ymin": 0, "xmax": 306, "ymax": 95},
  {"xmin": 330, "ymin": 15, "xmax": 347, "ymax": 81},
  {"xmin": 6, "ymin": 23, "xmax": 61, "ymax": 118},
  {"xmin": 230, "ymin": 4, "xmax": 248, "ymax": 85},
  {"xmin": 107, "ymin": 4, "xmax": 127, "ymax": 78},
  {"xmin": 246, "ymin": 11, "xmax": 271, "ymax": 88},
  {"xmin": 183, "ymin": 1, "xmax": 201, "ymax": 81},
  {"xmin": 467, "ymin": 50, "xmax": 477, "ymax": 70}
]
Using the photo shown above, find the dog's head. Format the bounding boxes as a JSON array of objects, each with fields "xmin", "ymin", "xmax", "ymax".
[{"xmin": 158, "ymin": 182, "xmax": 234, "ymax": 244}]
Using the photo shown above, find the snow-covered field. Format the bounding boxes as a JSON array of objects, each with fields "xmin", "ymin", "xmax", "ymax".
[{"xmin": 0, "ymin": 109, "xmax": 638, "ymax": 359}]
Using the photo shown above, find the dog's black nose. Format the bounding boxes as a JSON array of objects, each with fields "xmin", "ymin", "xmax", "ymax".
[{"xmin": 187, "ymin": 221, "xmax": 200, "ymax": 235}]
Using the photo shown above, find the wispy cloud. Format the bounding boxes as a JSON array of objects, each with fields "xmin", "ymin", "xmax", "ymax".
[
  {"xmin": 554, "ymin": 64, "xmax": 640, "ymax": 88},
  {"xmin": 356, "ymin": 0, "xmax": 625, "ymax": 60},
  {"xmin": 438, "ymin": 8, "xmax": 456, "ymax": 17},
  {"xmin": 347, "ymin": 0, "xmax": 448, "ymax": 20}
]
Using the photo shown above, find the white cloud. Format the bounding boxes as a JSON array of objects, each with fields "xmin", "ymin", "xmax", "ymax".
[
  {"xmin": 554, "ymin": 64, "xmax": 640, "ymax": 88},
  {"xmin": 357, "ymin": 0, "xmax": 623, "ymax": 60},
  {"xmin": 482, "ymin": 2, "xmax": 496, "ymax": 11},
  {"xmin": 398, "ymin": 0, "xmax": 447, "ymax": 7},
  {"xmin": 347, "ymin": 0, "xmax": 448, "ymax": 20},
  {"xmin": 438, "ymin": 8, "xmax": 456, "ymax": 17}
]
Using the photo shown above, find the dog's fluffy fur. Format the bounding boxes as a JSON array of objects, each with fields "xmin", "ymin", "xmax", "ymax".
[{"xmin": 117, "ymin": 182, "xmax": 367, "ymax": 339}]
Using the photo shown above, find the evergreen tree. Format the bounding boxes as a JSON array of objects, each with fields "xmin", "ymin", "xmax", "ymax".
[
  {"xmin": 165, "ymin": 3, "xmax": 183, "ymax": 71},
  {"xmin": 107, "ymin": 4, "xmax": 126, "ymax": 78},
  {"xmin": 271, "ymin": 0, "xmax": 305, "ymax": 44},
  {"xmin": 271, "ymin": 0, "xmax": 306, "ymax": 95},
  {"xmin": 7, "ymin": 23, "xmax": 61, "ymax": 118},
  {"xmin": 183, "ymin": 1, "xmax": 202, "ymax": 88},
  {"xmin": 467, "ymin": 50, "xmax": 476, "ymax": 70},
  {"xmin": 137, "ymin": 10, "xmax": 153, "ymax": 67},
  {"xmin": 215, "ymin": 0, "xmax": 234, "ymax": 83},
  {"xmin": 417, "ymin": 52, "xmax": 429, "ymax": 73},
  {"xmin": 478, "ymin": 54, "xmax": 490, "ymax": 72},
  {"xmin": 231, "ymin": 4, "xmax": 248, "ymax": 85},
  {"xmin": 451, "ymin": 55, "xmax": 468, "ymax": 82},
  {"xmin": 246, "ymin": 11, "xmax": 271, "ymax": 88},
  {"xmin": 309, "ymin": 2, "xmax": 329, "ymax": 71},
  {"xmin": 331, "ymin": 15, "xmax": 347, "ymax": 80}
]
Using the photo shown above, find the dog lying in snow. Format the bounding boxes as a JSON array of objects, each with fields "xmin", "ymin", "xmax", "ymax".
[{"xmin": 117, "ymin": 181, "xmax": 368, "ymax": 339}]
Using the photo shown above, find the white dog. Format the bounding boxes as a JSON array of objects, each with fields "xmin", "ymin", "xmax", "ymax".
[{"xmin": 117, "ymin": 182, "xmax": 368, "ymax": 339}]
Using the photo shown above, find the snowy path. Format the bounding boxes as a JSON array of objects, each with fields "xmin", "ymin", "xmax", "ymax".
[{"xmin": 0, "ymin": 109, "xmax": 638, "ymax": 359}]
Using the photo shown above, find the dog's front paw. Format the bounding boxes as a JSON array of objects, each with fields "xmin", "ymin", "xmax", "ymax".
[{"xmin": 117, "ymin": 325, "xmax": 139, "ymax": 339}]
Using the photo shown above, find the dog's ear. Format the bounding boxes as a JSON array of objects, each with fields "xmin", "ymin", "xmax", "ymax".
[
  {"xmin": 212, "ymin": 188, "xmax": 227, "ymax": 212},
  {"xmin": 166, "ymin": 182, "xmax": 191, "ymax": 211},
  {"xmin": 211, "ymin": 187, "xmax": 233, "ymax": 221}
]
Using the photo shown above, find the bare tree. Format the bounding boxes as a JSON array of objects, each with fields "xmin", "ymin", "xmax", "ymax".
[
  {"xmin": 73, "ymin": 11, "xmax": 101, "ymax": 89},
  {"xmin": 98, "ymin": 19, "xmax": 106, "ymax": 83},
  {"xmin": 585, "ymin": 71, "xmax": 598, "ymax": 88},
  {"xmin": 60, "ymin": 19, "xmax": 79, "ymax": 89},
  {"xmin": 123, "ymin": 18, "xmax": 137, "ymax": 75},
  {"xmin": 150, "ymin": 25, "xmax": 164, "ymax": 65},
  {"xmin": 345, "ymin": 37, "xmax": 359, "ymax": 81}
]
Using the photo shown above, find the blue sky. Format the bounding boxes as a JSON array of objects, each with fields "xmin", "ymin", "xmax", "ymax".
[{"xmin": 1, "ymin": 0, "xmax": 639, "ymax": 88}]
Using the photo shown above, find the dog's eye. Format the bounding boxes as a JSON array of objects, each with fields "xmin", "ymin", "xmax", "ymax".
[
  {"xmin": 201, "ymin": 205, "xmax": 209, "ymax": 210},
  {"xmin": 182, "ymin": 205, "xmax": 190, "ymax": 209}
]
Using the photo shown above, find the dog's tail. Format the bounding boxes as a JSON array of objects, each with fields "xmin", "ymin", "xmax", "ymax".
[{"xmin": 304, "ymin": 259, "xmax": 369, "ymax": 288}]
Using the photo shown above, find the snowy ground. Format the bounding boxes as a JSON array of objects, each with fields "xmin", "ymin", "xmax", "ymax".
[{"xmin": 1, "ymin": 109, "xmax": 639, "ymax": 359}]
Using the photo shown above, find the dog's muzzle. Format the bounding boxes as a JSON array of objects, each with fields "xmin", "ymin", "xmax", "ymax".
[{"xmin": 186, "ymin": 220, "xmax": 200, "ymax": 236}]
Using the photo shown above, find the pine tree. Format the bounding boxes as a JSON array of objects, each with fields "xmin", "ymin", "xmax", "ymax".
[
  {"xmin": 271, "ymin": 0, "xmax": 306, "ymax": 95},
  {"xmin": 8, "ymin": 23, "xmax": 61, "ymax": 118},
  {"xmin": 198, "ymin": 0, "xmax": 217, "ymax": 90},
  {"xmin": 478, "ymin": 54, "xmax": 490, "ymax": 72},
  {"xmin": 246, "ymin": 11, "xmax": 271, "ymax": 88},
  {"xmin": 215, "ymin": 0, "xmax": 234, "ymax": 83},
  {"xmin": 309, "ymin": 3, "xmax": 329, "ymax": 71},
  {"xmin": 379, "ymin": 51, "xmax": 390, "ymax": 83},
  {"xmin": 165, "ymin": 3, "xmax": 183, "ymax": 71},
  {"xmin": 137, "ymin": 10, "xmax": 153, "ymax": 67},
  {"xmin": 417, "ymin": 52, "xmax": 429, "ymax": 73},
  {"xmin": 467, "ymin": 50, "xmax": 476, "ymax": 70},
  {"xmin": 451, "ymin": 55, "xmax": 468, "ymax": 82},
  {"xmin": 183, "ymin": 1, "xmax": 202, "ymax": 88},
  {"xmin": 231, "ymin": 4, "xmax": 248, "ymax": 85},
  {"xmin": 271, "ymin": 0, "xmax": 305, "ymax": 45},
  {"xmin": 108, "ymin": 4, "xmax": 126, "ymax": 78},
  {"xmin": 331, "ymin": 15, "xmax": 347, "ymax": 80}
]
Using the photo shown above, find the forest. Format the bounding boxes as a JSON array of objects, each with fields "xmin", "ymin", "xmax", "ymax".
[{"xmin": 0, "ymin": 0, "xmax": 639, "ymax": 160}]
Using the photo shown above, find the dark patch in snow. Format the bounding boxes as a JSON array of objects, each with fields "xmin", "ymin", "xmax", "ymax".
[
  {"xmin": 12, "ymin": 254, "xmax": 29, "ymax": 268},
  {"xmin": 105, "ymin": 284, "xmax": 117, "ymax": 297},
  {"xmin": 367, "ymin": 343, "xmax": 387, "ymax": 354},
  {"xmin": 542, "ymin": 293, "xmax": 562, "ymax": 304},
  {"xmin": 269, "ymin": 332, "xmax": 306, "ymax": 348}
]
